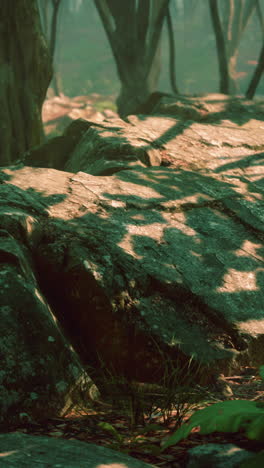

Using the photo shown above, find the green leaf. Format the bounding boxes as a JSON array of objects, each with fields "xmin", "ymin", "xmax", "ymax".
[
  {"xmin": 259, "ymin": 366, "xmax": 264, "ymax": 381},
  {"xmin": 161, "ymin": 400, "xmax": 264, "ymax": 450},
  {"xmin": 98, "ymin": 422, "xmax": 123, "ymax": 443},
  {"xmin": 246, "ymin": 415, "xmax": 264, "ymax": 441}
]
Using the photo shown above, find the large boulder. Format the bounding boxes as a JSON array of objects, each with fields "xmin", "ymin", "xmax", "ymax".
[
  {"xmin": 1, "ymin": 158, "xmax": 263, "ymax": 388},
  {"xmin": 1, "ymin": 98, "xmax": 264, "ymax": 407},
  {"xmin": 187, "ymin": 443, "xmax": 255, "ymax": 468},
  {"xmin": 0, "ymin": 432, "xmax": 154, "ymax": 467},
  {"xmin": 64, "ymin": 117, "xmax": 162, "ymax": 175},
  {"xmin": 0, "ymin": 184, "xmax": 94, "ymax": 426},
  {"xmin": 23, "ymin": 119, "xmax": 92, "ymax": 170}
]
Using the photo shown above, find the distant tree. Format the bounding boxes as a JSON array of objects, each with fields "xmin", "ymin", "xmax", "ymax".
[
  {"xmin": 166, "ymin": 3, "xmax": 179, "ymax": 94},
  {"xmin": 246, "ymin": 39, "xmax": 264, "ymax": 99},
  {"xmin": 0, "ymin": 0, "xmax": 52, "ymax": 165},
  {"xmin": 245, "ymin": 0, "xmax": 264, "ymax": 99},
  {"xmin": 221, "ymin": 0, "xmax": 258, "ymax": 93},
  {"xmin": 209, "ymin": 0, "xmax": 258, "ymax": 94},
  {"xmin": 208, "ymin": 0, "xmax": 229, "ymax": 93},
  {"xmin": 94, "ymin": 0, "xmax": 170, "ymax": 117},
  {"xmin": 38, "ymin": 0, "xmax": 62, "ymax": 95},
  {"xmin": 256, "ymin": 0, "xmax": 264, "ymax": 37}
]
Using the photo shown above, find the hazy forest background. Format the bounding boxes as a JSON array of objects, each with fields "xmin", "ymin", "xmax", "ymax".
[{"xmin": 38, "ymin": 0, "xmax": 264, "ymax": 103}]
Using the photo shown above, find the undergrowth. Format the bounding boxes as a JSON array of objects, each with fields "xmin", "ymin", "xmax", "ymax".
[
  {"xmin": 70, "ymin": 346, "xmax": 216, "ymax": 455},
  {"xmin": 161, "ymin": 366, "xmax": 264, "ymax": 468}
]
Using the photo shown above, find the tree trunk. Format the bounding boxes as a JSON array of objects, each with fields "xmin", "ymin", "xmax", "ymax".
[
  {"xmin": 38, "ymin": 0, "xmax": 62, "ymax": 96},
  {"xmin": 95, "ymin": 0, "xmax": 169, "ymax": 117},
  {"xmin": 256, "ymin": 0, "xmax": 264, "ymax": 38},
  {"xmin": 166, "ymin": 3, "xmax": 179, "ymax": 94},
  {"xmin": 0, "ymin": 0, "xmax": 52, "ymax": 165},
  {"xmin": 221, "ymin": 0, "xmax": 258, "ymax": 94},
  {"xmin": 209, "ymin": 0, "xmax": 229, "ymax": 94},
  {"xmin": 246, "ymin": 39, "xmax": 264, "ymax": 99},
  {"xmin": 116, "ymin": 40, "xmax": 162, "ymax": 118},
  {"xmin": 49, "ymin": 0, "xmax": 62, "ymax": 96}
]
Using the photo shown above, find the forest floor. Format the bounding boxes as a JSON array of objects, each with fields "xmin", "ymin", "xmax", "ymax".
[{"xmin": 7, "ymin": 366, "xmax": 264, "ymax": 468}]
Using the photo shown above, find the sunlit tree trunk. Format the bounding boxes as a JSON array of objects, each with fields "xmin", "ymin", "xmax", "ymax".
[
  {"xmin": 0, "ymin": 0, "xmax": 52, "ymax": 165},
  {"xmin": 94, "ymin": 0, "xmax": 169, "ymax": 117}
]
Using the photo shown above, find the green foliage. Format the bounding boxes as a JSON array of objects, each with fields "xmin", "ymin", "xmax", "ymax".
[
  {"xmin": 259, "ymin": 365, "xmax": 264, "ymax": 381},
  {"xmin": 162, "ymin": 400, "xmax": 264, "ymax": 450},
  {"xmin": 98, "ymin": 422, "xmax": 123, "ymax": 444},
  {"xmin": 161, "ymin": 365, "xmax": 264, "ymax": 467}
]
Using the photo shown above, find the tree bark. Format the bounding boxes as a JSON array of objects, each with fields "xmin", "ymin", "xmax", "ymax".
[
  {"xmin": 166, "ymin": 3, "xmax": 179, "ymax": 94},
  {"xmin": 0, "ymin": 0, "xmax": 52, "ymax": 165},
  {"xmin": 95, "ymin": 0, "xmax": 169, "ymax": 117},
  {"xmin": 221, "ymin": 0, "xmax": 258, "ymax": 93},
  {"xmin": 38, "ymin": 0, "xmax": 62, "ymax": 96},
  {"xmin": 209, "ymin": 0, "xmax": 229, "ymax": 94},
  {"xmin": 246, "ymin": 39, "xmax": 264, "ymax": 99},
  {"xmin": 256, "ymin": 0, "xmax": 264, "ymax": 38},
  {"xmin": 49, "ymin": 0, "xmax": 62, "ymax": 95}
]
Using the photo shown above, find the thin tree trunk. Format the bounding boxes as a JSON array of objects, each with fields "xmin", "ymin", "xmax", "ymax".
[
  {"xmin": 38, "ymin": 0, "xmax": 62, "ymax": 96},
  {"xmin": 221, "ymin": 0, "xmax": 258, "ymax": 93},
  {"xmin": 0, "ymin": 0, "xmax": 52, "ymax": 165},
  {"xmin": 209, "ymin": 0, "xmax": 229, "ymax": 94},
  {"xmin": 49, "ymin": 0, "xmax": 61, "ymax": 60},
  {"xmin": 246, "ymin": 40, "xmax": 264, "ymax": 99},
  {"xmin": 166, "ymin": 3, "xmax": 179, "ymax": 94},
  {"xmin": 227, "ymin": 0, "xmax": 257, "ymax": 93},
  {"xmin": 256, "ymin": 0, "xmax": 264, "ymax": 38},
  {"xmin": 50, "ymin": 0, "xmax": 62, "ymax": 95}
]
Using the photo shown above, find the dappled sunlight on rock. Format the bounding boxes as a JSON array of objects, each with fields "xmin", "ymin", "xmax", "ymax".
[
  {"xmin": 96, "ymin": 464, "xmax": 128, "ymax": 468},
  {"xmin": 237, "ymin": 319, "xmax": 264, "ymax": 334},
  {"xmin": 118, "ymin": 233, "xmax": 143, "ymax": 259},
  {"xmin": 235, "ymin": 240, "xmax": 263, "ymax": 260},
  {"xmin": 216, "ymin": 268, "xmax": 262, "ymax": 293}
]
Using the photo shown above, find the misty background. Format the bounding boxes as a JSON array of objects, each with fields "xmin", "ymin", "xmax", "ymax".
[{"xmin": 49, "ymin": 0, "xmax": 264, "ymax": 100}]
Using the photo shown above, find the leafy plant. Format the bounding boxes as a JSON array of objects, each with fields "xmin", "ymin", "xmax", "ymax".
[
  {"xmin": 162, "ymin": 399, "xmax": 264, "ymax": 449},
  {"xmin": 98, "ymin": 422, "xmax": 127, "ymax": 452},
  {"xmin": 161, "ymin": 366, "xmax": 264, "ymax": 468}
]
